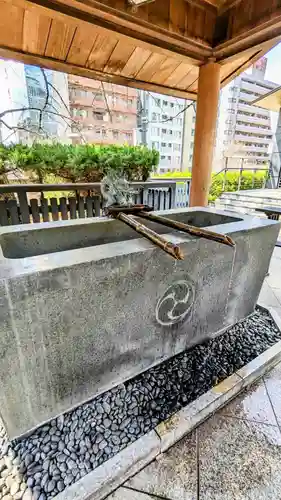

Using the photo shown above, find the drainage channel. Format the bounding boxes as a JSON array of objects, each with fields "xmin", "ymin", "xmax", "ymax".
[{"xmin": 0, "ymin": 307, "xmax": 280, "ymax": 500}]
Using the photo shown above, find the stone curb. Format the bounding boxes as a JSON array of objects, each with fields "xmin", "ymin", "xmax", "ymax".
[
  {"xmin": 53, "ymin": 430, "xmax": 160, "ymax": 500},
  {"xmin": 53, "ymin": 306, "xmax": 281, "ymax": 500}
]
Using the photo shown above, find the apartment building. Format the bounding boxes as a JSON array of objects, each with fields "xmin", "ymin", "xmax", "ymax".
[
  {"xmin": 138, "ymin": 91, "xmax": 185, "ymax": 173},
  {"xmin": 24, "ymin": 65, "xmax": 70, "ymax": 142},
  {"xmin": 68, "ymin": 76, "xmax": 137, "ymax": 145},
  {"xmin": 215, "ymin": 58, "xmax": 278, "ymax": 171},
  {"xmin": 0, "ymin": 60, "xmax": 29, "ymax": 143},
  {"xmin": 182, "ymin": 102, "xmax": 196, "ymax": 171},
  {"xmin": 0, "ymin": 61, "xmax": 69, "ymax": 144}
]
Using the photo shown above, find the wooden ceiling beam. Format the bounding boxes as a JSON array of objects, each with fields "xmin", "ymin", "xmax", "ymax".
[
  {"xmin": 218, "ymin": 0, "xmax": 241, "ymax": 15},
  {"xmin": 185, "ymin": 0, "xmax": 217, "ymax": 14},
  {"xmin": 18, "ymin": 0, "xmax": 211, "ymax": 63},
  {"xmin": 214, "ymin": 13, "xmax": 281, "ymax": 61},
  {"xmin": 220, "ymin": 50, "xmax": 263, "ymax": 87},
  {"xmin": 186, "ymin": 0, "xmax": 240, "ymax": 14},
  {"xmin": 0, "ymin": 45, "xmax": 198, "ymax": 100}
]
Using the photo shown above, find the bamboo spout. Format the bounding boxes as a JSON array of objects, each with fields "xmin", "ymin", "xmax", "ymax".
[
  {"xmin": 115, "ymin": 212, "xmax": 184, "ymax": 260},
  {"xmin": 137, "ymin": 211, "xmax": 235, "ymax": 248}
]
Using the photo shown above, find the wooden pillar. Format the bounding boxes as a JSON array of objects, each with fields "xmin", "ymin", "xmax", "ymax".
[{"xmin": 189, "ymin": 62, "xmax": 221, "ymax": 207}]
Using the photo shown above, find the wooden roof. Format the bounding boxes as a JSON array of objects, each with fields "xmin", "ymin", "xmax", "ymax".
[
  {"xmin": 1, "ymin": 0, "xmax": 281, "ymax": 98},
  {"xmin": 253, "ymin": 86, "xmax": 281, "ymax": 112}
]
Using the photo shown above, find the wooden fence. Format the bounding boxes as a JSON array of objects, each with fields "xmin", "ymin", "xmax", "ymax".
[{"xmin": 0, "ymin": 180, "xmax": 191, "ymax": 226}]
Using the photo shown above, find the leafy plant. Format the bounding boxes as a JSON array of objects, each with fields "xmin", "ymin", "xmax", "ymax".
[
  {"xmin": 0, "ymin": 143, "xmax": 159, "ymax": 184},
  {"xmin": 208, "ymin": 170, "xmax": 268, "ymax": 202},
  {"xmin": 153, "ymin": 170, "xmax": 191, "ymax": 179},
  {"xmin": 154, "ymin": 169, "xmax": 268, "ymax": 202}
]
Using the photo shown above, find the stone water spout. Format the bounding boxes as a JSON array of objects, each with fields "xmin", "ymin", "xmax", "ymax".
[
  {"xmin": 0, "ymin": 203, "xmax": 279, "ymax": 438},
  {"xmin": 101, "ymin": 172, "xmax": 235, "ymax": 260}
]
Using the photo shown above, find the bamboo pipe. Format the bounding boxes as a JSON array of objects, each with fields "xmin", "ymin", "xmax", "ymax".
[
  {"xmin": 137, "ymin": 211, "xmax": 235, "ymax": 248},
  {"xmin": 115, "ymin": 212, "xmax": 184, "ymax": 260}
]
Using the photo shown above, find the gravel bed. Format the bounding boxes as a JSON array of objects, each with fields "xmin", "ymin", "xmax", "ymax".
[{"xmin": 1, "ymin": 307, "xmax": 280, "ymax": 500}]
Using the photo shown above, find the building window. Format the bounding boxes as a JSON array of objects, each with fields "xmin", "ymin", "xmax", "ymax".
[
  {"xmin": 189, "ymin": 154, "xmax": 193, "ymax": 162},
  {"xmin": 168, "ymin": 143, "xmax": 172, "ymax": 148},
  {"xmin": 192, "ymin": 116, "xmax": 196, "ymax": 123},
  {"xmin": 102, "ymin": 129, "xmax": 106, "ymax": 137},
  {"xmin": 154, "ymin": 98, "xmax": 161, "ymax": 106},
  {"xmin": 162, "ymin": 128, "xmax": 167, "ymax": 134},
  {"xmin": 152, "ymin": 113, "xmax": 160, "ymax": 121},
  {"xmin": 113, "ymin": 130, "xmax": 119, "ymax": 139},
  {"xmin": 93, "ymin": 111, "xmax": 104, "ymax": 120},
  {"xmin": 228, "ymin": 98, "xmax": 237, "ymax": 103},
  {"xmin": 79, "ymin": 109, "xmax": 87, "ymax": 118},
  {"xmin": 228, "ymin": 109, "xmax": 235, "ymax": 114},
  {"xmin": 224, "ymin": 130, "xmax": 232, "ymax": 135},
  {"xmin": 95, "ymin": 92, "xmax": 104, "ymax": 101},
  {"xmin": 161, "ymin": 142, "xmax": 167, "ymax": 147},
  {"xmin": 167, "ymin": 156, "xmax": 171, "ymax": 163},
  {"xmin": 169, "ymin": 130, "xmax": 173, "ymax": 135},
  {"xmin": 127, "ymin": 98, "xmax": 133, "ymax": 107},
  {"xmin": 160, "ymin": 155, "xmax": 165, "ymax": 160},
  {"xmin": 173, "ymin": 144, "xmax": 180, "ymax": 151},
  {"xmin": 152, "ymin": 141, "xmax": 159, "ymax": 149},
  {"xmin": 170, "ymin": 103, "xmax": 174, "ymax": 108},
  {"xmin": 125, "ymin": 132, "xmax": 132, "ymax": 141},
  {"xmin": 151, "ymin": 127, "xmax": 160, "ymax": 136},
  {"xmin": 163, "ymin": 100, "xmax": 168, "ymax": 106},
  {"xmin": 191, "ymin": 129, "xmax": 195, "ymax": 136}
]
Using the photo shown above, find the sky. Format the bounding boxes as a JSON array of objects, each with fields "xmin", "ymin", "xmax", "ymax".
[
  {"xmin": 263, "ymin": 42, "xmax": 281, "ymax": 84},
  {"xmin": 257, "ymin": 42, "xmax": 281, "ymax": 136}
]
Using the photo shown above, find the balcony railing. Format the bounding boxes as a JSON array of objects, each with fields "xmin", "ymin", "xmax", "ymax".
[
  {"xmin": 235, "ymin": 124, "xmax": 272, "ymax": 137},
  {"xmin": 233, "ymin": 135, "xmax": 272, "ymax": 145},
  {"xmin": 0, "ymin": 180, "xmax": 191, "ymax": 226},
  {"xmin": 236, "ymin": 114, "xmax": 270, "ymax": 126},
  {"xmin": 237, "ymin": 103, "xmax": 269, "ymax": 118},
  {"xmin": 214, "ymin": 162, "xmax": 270, "ymax": 192}
]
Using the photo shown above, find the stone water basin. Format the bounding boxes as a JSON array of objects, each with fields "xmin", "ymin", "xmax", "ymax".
[{"xmin": 0, "ymin": 207, "xmax": 279, "ymax": 438}]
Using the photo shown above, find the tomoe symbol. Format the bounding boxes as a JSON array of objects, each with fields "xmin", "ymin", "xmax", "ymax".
[{"xmin": 155, "ymin": 280, "xmax": 195, "ymax": 326}]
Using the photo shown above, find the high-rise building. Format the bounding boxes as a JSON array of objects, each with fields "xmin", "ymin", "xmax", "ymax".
[
  {"xmin": 0, "ymin": 60, "xmax": 29, "ymax": 144},
  {"xmin": 68, "ymin": 75, "xmax": 137, "ymax": 145},
  {"xmin": 24, "ymin": 65, "xmax": 70, "ymax": 142},
  {"xmin": 0, "ymin": 60, "xmax": 70, "ymax": 144},
  {"xmin": 214, "ymin": 58, "xmax": 278, "ymax": 171},
  {"xmin": 182, "ymin": 102, "xmax": 196, "ymax": 171},
  {"xmin": 24, "ymin": 64, "xmax": 70, "ymax": 141},
  {"xmin": 138, "ymin": 91, "xmax": 185, "ymax": 174}
]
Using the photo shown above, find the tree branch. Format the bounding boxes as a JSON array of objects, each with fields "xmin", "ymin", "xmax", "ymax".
[
  {"xmin": 38, "ymin": 68, "xmax": 50, "ymax": 132},
  {"xmin": 101, "ymin": 81, "xmax": 112, "ymax": 123},
  {"xmin": 0, "ymin": 118, "xmax": 42, "ymax": 137}
]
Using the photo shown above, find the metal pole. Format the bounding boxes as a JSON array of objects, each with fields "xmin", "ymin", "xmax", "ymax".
[
  {"xmin": 238, "ymin": 158, "xmax": 243, "ymax": 191},
  {"xmin": 138, "ymin": 91, "xmax": 147, "ymax": 146},
  {"xmin": 252, "ymin": 168, "xmax": 256, "ymax": 188},
  {"xmin": 223, "ymin": 158, "xmax": 228, "ymax": 191}
]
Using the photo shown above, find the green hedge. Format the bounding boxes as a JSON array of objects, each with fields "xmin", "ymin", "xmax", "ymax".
[
  {"xmin": 0, "ymin": 143, "xmax": 159, "ymax": 184},
  {"xmin": 154, "ymin": 169, "xmax": 268, "ymax": 202},
  {"xmin": 153, "ymin": 171, "xmax": 192, "ymax": 179},
  {"xmin": 209, "ymin": 170, "xmax": 267, "ymax": 202}
]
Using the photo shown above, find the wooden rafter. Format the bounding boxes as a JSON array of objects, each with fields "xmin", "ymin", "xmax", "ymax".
[{"xmin": 0, "ymin": 0, "xmax": 280, "ymax": 100}]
